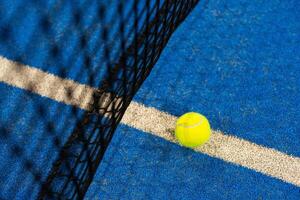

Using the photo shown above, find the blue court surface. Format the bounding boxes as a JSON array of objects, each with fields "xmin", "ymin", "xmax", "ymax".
[
  {"xmin": 86, "ymin": 0, "xmax": 300, "ymax": 199},
  {"xmin": 133, "ymin": 0, "xmax": 300, "ymax": 156},
  {"xmin": 0, "ymin": 0, "xmax": 300, "ymax": 199}
]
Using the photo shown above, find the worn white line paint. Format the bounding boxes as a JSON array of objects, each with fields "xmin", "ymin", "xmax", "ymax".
[
  {"xmin": 1, "ymin": 55, "xmax": 300, "ymax": 187},
  {"xmin": 123, "ymin": 102, "xmax": 300, "ymax": 187},
  {"xmin": 0, "ymin": 56, "xmax": 94, "ymax": 111}
]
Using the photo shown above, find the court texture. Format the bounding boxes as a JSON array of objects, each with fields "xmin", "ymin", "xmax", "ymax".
[{"xmin": 0, "ymin": 0, "xmax": 299, "ymax": 199}]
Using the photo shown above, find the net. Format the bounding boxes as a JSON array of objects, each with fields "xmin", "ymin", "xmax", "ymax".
[{"xmin": 0, "ymin": 0, "xmax": 199, "ymax": 199}]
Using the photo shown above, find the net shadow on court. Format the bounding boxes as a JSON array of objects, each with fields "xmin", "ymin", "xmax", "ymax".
[{"xmin": 0, "ymin": 0, "xmax": 199, "ymax": 199}]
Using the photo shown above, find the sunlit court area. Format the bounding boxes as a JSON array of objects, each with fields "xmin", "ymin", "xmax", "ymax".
[{"xmin": 0, "ymin": 0, "xmax": 299, "ymax": 199}]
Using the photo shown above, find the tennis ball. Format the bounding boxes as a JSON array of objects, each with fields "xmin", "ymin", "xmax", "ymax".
[{"xmin": 175, "ymin": 112, "xmax": 211, "ymax": 148}]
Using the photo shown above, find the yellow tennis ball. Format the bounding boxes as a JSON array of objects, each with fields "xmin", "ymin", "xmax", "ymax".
[{"xmin": 175, "ymin": 112, "xmax": 211, "ymax": 148}]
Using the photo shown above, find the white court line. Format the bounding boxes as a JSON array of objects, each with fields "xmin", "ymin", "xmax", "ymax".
[
  {"xmin": 123, "ymin": 103, "xmax": 300, "ymax": 187},
  {"xmin": 0, "ymin": 56, "xmax": 94, "ymax": 111},
  {"xmin": 1, "ymin": 55, "xmax": 300, "ymax": 187}
]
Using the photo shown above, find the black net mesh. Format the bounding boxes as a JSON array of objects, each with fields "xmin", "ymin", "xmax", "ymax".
[{"xmin": 0, "ymin": 0, "xmax": 199, "ymax": 199}]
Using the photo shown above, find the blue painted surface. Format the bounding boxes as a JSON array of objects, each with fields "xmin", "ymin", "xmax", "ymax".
[
  {"xmin": 0, "ymin": 0, "xmax": 159, "ymax": 87},
  {"xmin": 85, "ymin": 125, "xmax": 300, "ymax": 200},
  {"xmin": 0, "ymin": 0, "xmax": 299, "ymax": 199},
  {"xmin": 86, "ymin": 0, "xmax": 300, "ymax": 199},
  {"xmin": 0, "ymin": 1, "xmax": 164, "ymax": 198},
  {"xmin": 0, "ymin": 83, "xmax": 84, "ymax": 199},
  {"xmin": 134, "ymin": 0, "xmax": 300, "ymax": 157}
]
